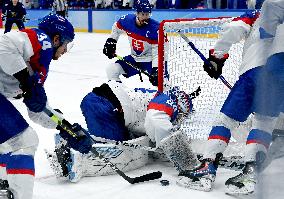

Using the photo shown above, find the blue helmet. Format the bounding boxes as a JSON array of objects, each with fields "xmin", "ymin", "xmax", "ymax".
[
  {"xmin": 135, "ymin": 0, "xmax": 152, "ymax": 13},
  {"xmin": 38, "ymin": 14, "xmax": 75, "ymax": 43}
]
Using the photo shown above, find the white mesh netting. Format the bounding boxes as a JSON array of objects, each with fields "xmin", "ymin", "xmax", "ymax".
[{"xmin": 160, "ymin": 18, "xmax": 245, "ymax": 140}]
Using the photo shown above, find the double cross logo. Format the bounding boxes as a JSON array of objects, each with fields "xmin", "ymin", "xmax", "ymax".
[{"xmin": 132, "ymin": 39, "xmax": 144, "ymax": 55}]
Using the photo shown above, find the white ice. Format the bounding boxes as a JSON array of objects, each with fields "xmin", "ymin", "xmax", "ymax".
[{"xmin": 4, "ymin": 31, "xmax": 284, "ymax": 199}]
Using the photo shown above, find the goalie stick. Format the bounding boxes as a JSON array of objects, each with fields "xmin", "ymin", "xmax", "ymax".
[
  {"xmin": 177, "ymin": 31, "xmax": 232, "ymax": 90},
  {"xmin": 43, "ymin": 108, "xmax": 162, "ymax": 184}
]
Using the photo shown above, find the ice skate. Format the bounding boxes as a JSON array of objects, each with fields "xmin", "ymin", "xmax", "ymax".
[
  {"xmin": 0, "ymin": 180, "xmax": 13, "ymax": 199},
  {"xmin": 225, "ymin": 162, "xmax": 258, "ymax": 195},
  {"xmin": 177, "ymin": 159, "xmax": 218, "ymax": 191}
]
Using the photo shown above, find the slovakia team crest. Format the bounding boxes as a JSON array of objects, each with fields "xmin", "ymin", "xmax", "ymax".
[{"xmin": 132, "ymin": 39, "xmax": 144, "ymax": 55}]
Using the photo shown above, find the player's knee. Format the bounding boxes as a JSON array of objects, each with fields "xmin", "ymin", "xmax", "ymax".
[
  {"xmin": 10, "ymin": 127, "xmax": 39, "ymax": 155},
  {"xmin": 106, "ymin": 63, "xmax": 125, "ymax": 81},
  {"xmin": 214, "ymin": 113, "xmax": 240, "ymax": 130},
  {"xmin": 252, "ymin": 113, "xmax": 278, "ymax": 133}
]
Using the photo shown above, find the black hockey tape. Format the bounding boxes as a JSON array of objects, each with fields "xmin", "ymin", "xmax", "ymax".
[{"xmin": 160, "ymin": 180, "xmax": 170, "ymax": 186}]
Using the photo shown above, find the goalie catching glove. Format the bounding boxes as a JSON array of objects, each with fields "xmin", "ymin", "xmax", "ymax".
[
  {"xmin": 203, "ymin": 49, "xmax": 229, "ymax": 79},
  {"xmin": 57, "ymin": 123, "xmax": 93, "ymax": 154},
  {"xmin": 103, "ymin": 38, "xmax": 117, "ymax": 59}
]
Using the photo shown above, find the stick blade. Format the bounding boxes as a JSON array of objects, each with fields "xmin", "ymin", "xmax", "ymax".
[{"xmin": 130, "ymin": 171, "xmax": 162, "ymax": 184}]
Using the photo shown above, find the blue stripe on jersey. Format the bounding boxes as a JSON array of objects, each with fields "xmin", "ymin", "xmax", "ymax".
[
  {"xmin": 208, "ymin": 126, "xmax": 231, "ymax": 144},
  {"xmin": 148, "ymin": 92, "xmax": 178, "ymax": 121},
  {"xmin": 0, "ymin": 153, "xmax": 11, "ymax": 166},
  {"xmin": 7, "ymin": 155, "xmax": 35, "ymax": 171},
  {"xmin": 117, "ymin": 14, "xmax": 159, "ymax": 42},
  {"xmin": 246, "ymin": 129, "xmax": 272, "ymax": 149}
]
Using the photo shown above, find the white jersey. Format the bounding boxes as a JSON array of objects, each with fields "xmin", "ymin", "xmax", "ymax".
[
  {"xmin": 258, "ymin": 0, "xmax": 284, "ymax": 38},
  {"xmin": 0, "ymin": 31, "xmax": 34, "ymax": 98},
  {"xmin": 107, "ymin": 81, "xmax": 156, "ymax": 136},
  {"xmin": 109, "ymin": 14, "xmax": 159, "ymax": 67},
  {"xmin": 214, "ymin": 11, "xmax": 273, "ymax": 76}
]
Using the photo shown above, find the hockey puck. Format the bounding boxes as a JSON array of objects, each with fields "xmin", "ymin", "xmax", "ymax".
[{"xmin": 160, "ymin": 180, "xmax": 170, "ymax": 186}]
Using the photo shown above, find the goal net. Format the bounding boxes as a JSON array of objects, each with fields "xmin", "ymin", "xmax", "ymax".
[{"xmin": 158, "ymin": 18, "xmax": 248, "ymax": 145}]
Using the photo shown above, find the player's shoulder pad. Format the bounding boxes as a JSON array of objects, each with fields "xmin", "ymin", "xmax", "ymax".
[
  {"xmin": 22, "ymin": 28, "xmax": 53, "ymax": 52},
  {"xmin": 240, "ymin": 10, "xmax": 260, "ymax": 19},
  {"xmin": 233, "ymin": 10, "xmax": 260, "ymax": 26},
  {"xmin": 117, "ymin": 14, "xmax": 136, "ymax": 24},
  {"xmin": 148, "ymin": 18, "xmax": 160, "ymax": 30}
]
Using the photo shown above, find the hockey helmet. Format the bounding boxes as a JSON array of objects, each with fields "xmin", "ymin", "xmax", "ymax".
[
  {"xmin": 38, "ymin": 14, "xmax": 75, "ymax": 44},
  {"xmin": 135, "ymin": 0, "xmax": 152, "ymax": 13}
]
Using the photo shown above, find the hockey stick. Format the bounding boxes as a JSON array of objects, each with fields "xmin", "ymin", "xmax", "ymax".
[
  {"xmin": 43, "ymin": 107, "xmax": 162, "ymax": 184},
  {"xmin": 90, "ymin": 135, "xmax": 159, "ymax": 152},
  {"xmin": 92, "ymin": 135, "xmax": 246, "ymax": 171},
  {"xmin": 116, "ymin": 55, "xmax": 153, "ymax": 82},
  {"xmin": 177, "ymin": 31, "xmax": 232, "ymax": 90},
  {"xmin": 43, "ymin": 108, "xmax": 246, "ymax": 171}
]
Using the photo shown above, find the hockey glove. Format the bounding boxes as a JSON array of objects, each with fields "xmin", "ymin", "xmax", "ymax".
[
  {"xmin": 17, "ymin": 71, "xmax": 47, "ymax": 113},
  {"xmin": 149, "ymin": 67, "xmax": 158, "ymax": 86},
  {"xmin": 103, "ymin": 38, "xmax": 117, "ymax": 59},
  {"xmin": 203, "ymin": 49, "xmax": 229, "ymax": 79},
  {"xmin": 58, "ymin": 123, "xmax": 93, "ymax": 154}
]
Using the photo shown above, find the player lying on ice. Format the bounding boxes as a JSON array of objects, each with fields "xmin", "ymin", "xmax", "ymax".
[
  {"xmin": 176, "ymin": 0, "xmax": 284, "ymax": 195},
  {"xmin": 46, "ymin": 79, "xmax": 201, "ymax": 182},
  {"xmin": 0, "ymin": 14, "xmax": 74, "ymax": 199}
]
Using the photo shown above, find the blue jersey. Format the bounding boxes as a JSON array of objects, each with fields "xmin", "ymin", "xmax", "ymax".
[
  {"xmin": 110, "ymin": 14, "xmax": 159, "ymax": 64},
  {"xmin": 20, "ymin": 28, "xmax": 53, "ymax": 84}
]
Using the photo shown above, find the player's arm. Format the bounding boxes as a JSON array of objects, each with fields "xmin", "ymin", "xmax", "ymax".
[
  {"xmin": 214, "ymin": 12, "xmax": 258, "ymax": 56},
  {"xmin": 259, "ymin": 0, "xmax": 284, "ymax": 38},
  {"xmin": 204, "ymin": 12, "xmax": 257, "ymax": 79},
  {"xmin": 20, "ymin": 3, "xmax": 27, "ymax": 21},
  {"xmin": 103, "ymin": 21, "xmax": 124, "ymax": 59}
]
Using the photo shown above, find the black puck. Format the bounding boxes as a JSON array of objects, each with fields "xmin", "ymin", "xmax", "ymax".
[{"xmin": 160, "ymin": 179, "xmax": 170, "ymax": 186}]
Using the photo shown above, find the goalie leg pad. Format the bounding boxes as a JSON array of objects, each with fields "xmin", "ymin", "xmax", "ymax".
[
  {"xmin": 66, "ymin": 136, "xmax": 150, "ymax": 182},
  {"xmin": 68, "ymin": 149, "xmax": 84, "ymax": 183},
  {"xmin": 159, "ymin": 130, "xmax": 197, "ymax": 172}
]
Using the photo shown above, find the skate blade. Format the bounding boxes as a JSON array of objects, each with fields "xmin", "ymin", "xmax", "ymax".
[
  {"xmin": 225, "ymin": 184, "xmax": 254, "ymax": 195},
  {"xmin": 177, "ymin": 176, "xmax": 213, "ymax": 192}
]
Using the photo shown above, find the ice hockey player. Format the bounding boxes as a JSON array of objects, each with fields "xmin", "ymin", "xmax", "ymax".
[
  {"xmin": 1, "ymin": 0, "xmax": 27, "ymax": 33},
  {"xmin": 0, "ymin": 14, "xmax": 75, "ymax": 199},
  {"xmin": 176, "ymin": 3, "xmax": 278, "ymax": 195},
  {"xmin": 46, "ymin": 80, "xmax": 200, "ymax": 182},
  {"xmin": 103, "ymin": 0, "xmax": 160, "ymax": 86}
]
